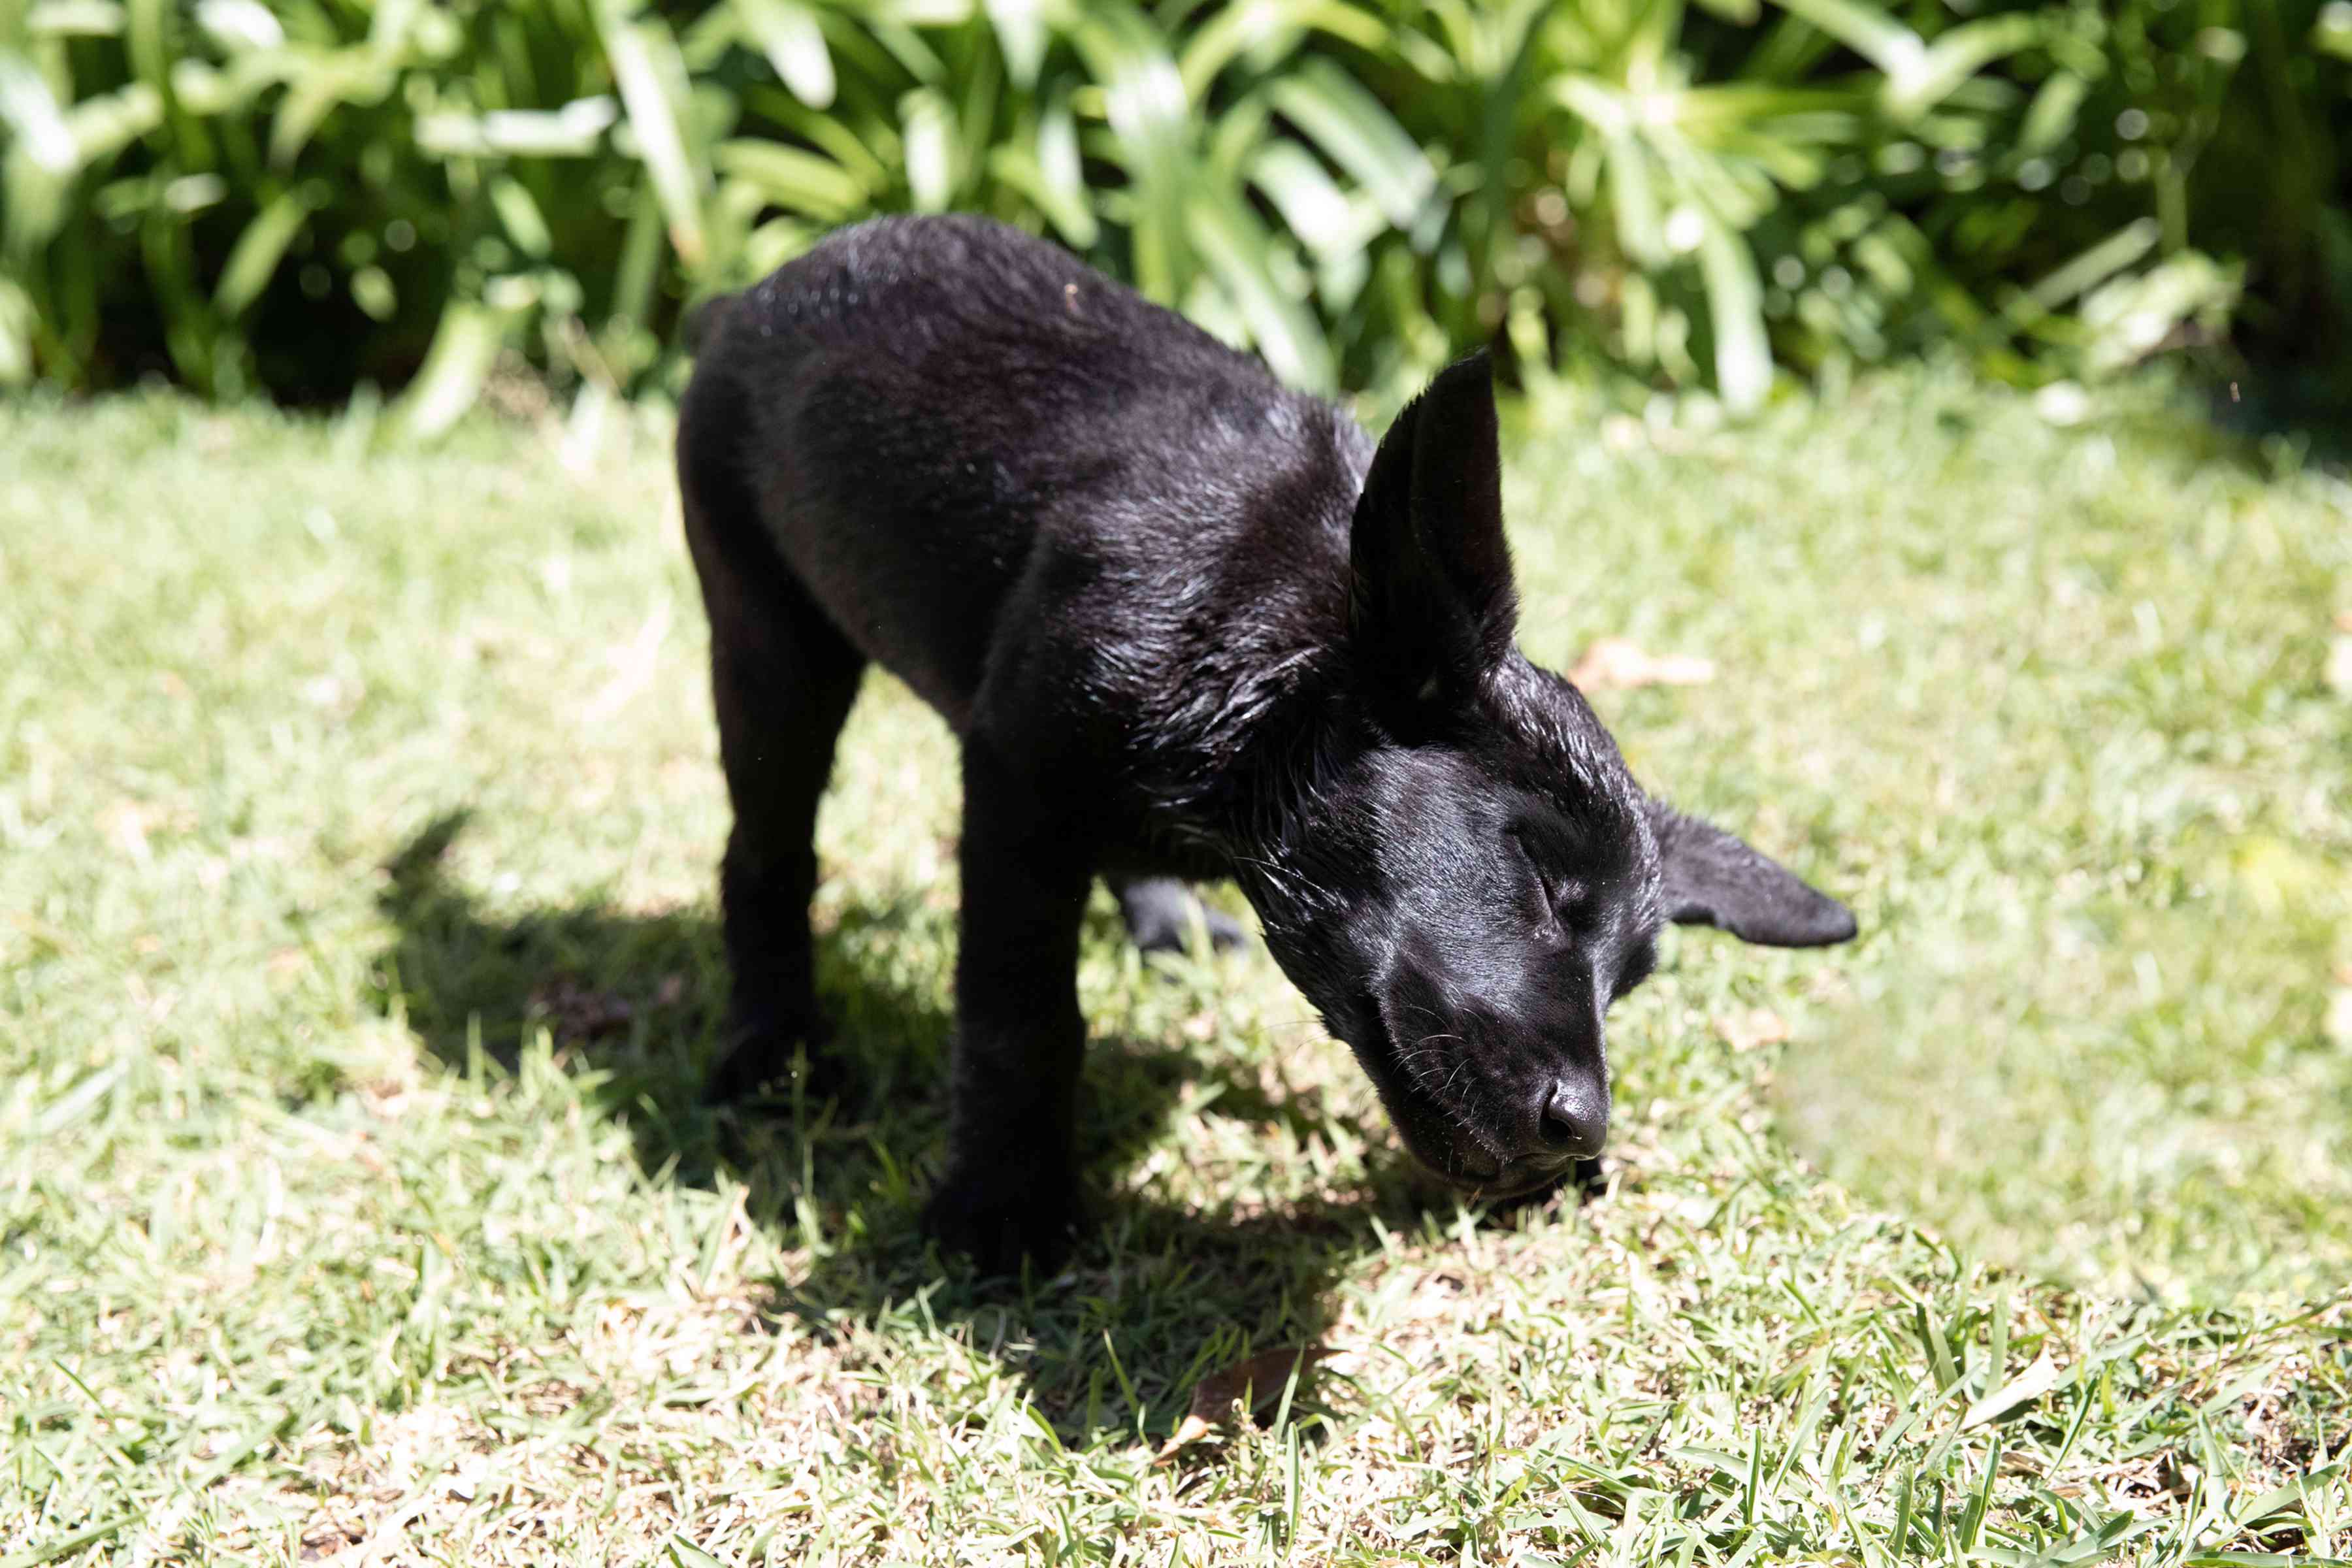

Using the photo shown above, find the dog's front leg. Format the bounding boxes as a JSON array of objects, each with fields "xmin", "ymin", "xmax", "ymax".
[{"xmin": 921, "ymin": 743, "xmax": 1094, "ymax": 1276}]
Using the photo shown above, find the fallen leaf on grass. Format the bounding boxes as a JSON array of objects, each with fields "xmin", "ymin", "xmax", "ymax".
[
  {"xmin": 1567, "ymin": 638, "xmax": 1716, "ymax": 691},
  {"xmin": 1961, "ymin": 1350, "xmax": 2064, "ymax": 1431},
  {"xmin": 1716, "ymin": 1007, "xmax": 1791, "ymax": 1052},
  {"xmin": 1156, "ymin": 1344, "xmax": 1331, "ymax": 1462}
]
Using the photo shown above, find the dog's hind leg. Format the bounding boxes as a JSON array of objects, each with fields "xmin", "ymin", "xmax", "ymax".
[
  {"xmin": 681, "ymin": 446, "xmax": 866, "ymax": 1106},
  {"xmin": 1112, "ymin": 876, "xmax": 1247, "ymax": 955}
]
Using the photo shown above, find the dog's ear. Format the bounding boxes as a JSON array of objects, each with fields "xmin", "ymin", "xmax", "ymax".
[
  {"xmin": 1645, "ymin": 800, "xmax": 1857, "ymax": 947},
  {"xmin": 1348, "ymin": 350, "xmax": 1518, "ymax": 700}
]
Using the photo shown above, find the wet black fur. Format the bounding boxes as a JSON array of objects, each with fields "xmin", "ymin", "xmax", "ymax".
[{"xmin": 677, "ymin": 214, "xmax": 1857, "ymax": 1273}]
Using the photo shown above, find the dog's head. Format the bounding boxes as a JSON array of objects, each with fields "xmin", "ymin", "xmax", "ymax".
[{"xmin": 1241, "ymin": 353, "xmax": 1856, "ymax": 1198}]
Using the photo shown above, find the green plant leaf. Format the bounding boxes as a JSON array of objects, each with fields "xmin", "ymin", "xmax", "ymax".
[
  {"xmin": 732, "ymin": 0, "xmax": 833, "ymax": 110},
  {"xmin": 351, "ymin": 264, "xmax": 395, "ymax": 321},
  {"xmin": 1071, "ymin": 3, "xmax": 1192, "ymax": 302},
  {"xmin": 24, "ymin": 1, "xmax": 129, "ymax": 40},
  {"xmin": 2017, "ymin": 72, "xmax": 2086, "ymax": 156},
  {"xmin": 1767, "ymin": 0, "xmax": 1921, "ymax": 76},
  {"xmin": 2009, "ymin": 218, "xmax": 2163, "ymax": 325},
  {"xmin": 1249, "ymin": 140, "xmax": 1371, "ymax": 263},
  {"xmin": 0, "ymin": 276, "xmax": 34, "ymax": 384},
  {"xmin": 415, "ymin": 97, "xmax": 618, "ymax": 159},
  {"xmin": 1266, "ymin": 59, "xmax": 1433, "ymax": 228},
  {"xmin": 382, "ymin": 301, "xmax": 510, "ymax": 444},
  {"xmin": 713, "ymin": 137, "xmax": 866, "ymax": 220},
  {"xmin": 1179, "ymin": 0, "xmax": 1387, "ymax": 99},
  {"xmin": 1883, "ymin": 14, "xmax": 2040, "ymax": 122},
  {"xmin": 601, "ymin": 10, "xmax": 709, "ymax": 270},
  {"xmin": 988, "ymin": 98, "xmax": 1097, "ymax": 246},
  {"xmin": 2319, "ymin": 3, "xmax": 2352, "ymax": 60},
  {"xmin": 123, "ymin": 0, "xmax": 169, "ymax": 97},
  {"xmin": 0, "ymin": 52, "xmax": 78, "ymax": 174},
  {"xmin": 193, "ymin": 0, "xmax": 283, "ymax": 54},
  {"xmin": 1556, "ymin": 74, "xmax": 1668, "ymax": 267},
  {"xmin": 1697, "ymin": 214, "xmax": 1769, "ymax": 413},
  {"xmin": 899, "ymin": 85, "xmax": 956, "ymax": 210},
  {"xmin": 610, "ymin": 177, "xmax": 663, "ymax": 330},
  {"xmin": 212, "ymin": 189, "xmax": 310, "ymax": 316},
  {"xmin": 1187, "ymin": 188, "xmax": 1332, "ymax": 391},
  {"xmin": 489, "ymin": 177, "xmax": 553, "ymax": 259},
  {"xmin": 982, "ymin": 0, "xmax": 1051, "ymax": 90},
  {"xmin": 268, "ymin": 48, "xmax": 392, "ymax": 167},
  {"xmin": 0, "ymin": 0, "xmax": 2311, "ymax": 411}
]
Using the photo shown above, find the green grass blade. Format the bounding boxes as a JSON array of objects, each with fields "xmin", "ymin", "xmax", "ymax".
[
  {"xmin": 0, "ymin": 1515, "xmax": 139, "ymax": 1568},
  {"xmin": 4, "ymin": 375, "xmax": 2351, "ymax": 1561}
]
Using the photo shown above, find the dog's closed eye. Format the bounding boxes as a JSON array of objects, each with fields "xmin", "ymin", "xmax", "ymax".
[{"xmin": 1511, "ymin": 830, "xmax": 1589, "ymax": 926}]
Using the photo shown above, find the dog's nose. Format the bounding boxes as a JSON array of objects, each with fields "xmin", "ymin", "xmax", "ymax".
[{"xmin": 1536, "ymin": 1077, "xmax": 1609, "ymax": 1159}]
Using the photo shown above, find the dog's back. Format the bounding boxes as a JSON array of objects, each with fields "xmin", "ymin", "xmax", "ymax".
[{"xmin": 678, "ymin": 215, "xmax": 1367, "ymax": 736}]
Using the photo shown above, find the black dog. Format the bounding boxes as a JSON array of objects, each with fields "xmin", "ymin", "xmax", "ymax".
[{"xmin": 678, "ymin": 214, "xmax": 1855, "ymax": 1271}]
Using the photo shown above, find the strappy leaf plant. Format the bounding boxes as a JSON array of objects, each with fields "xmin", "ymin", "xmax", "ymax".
[{"xmin": 0, "ymin": 0, "xmax": 2342, "ymax": 427}]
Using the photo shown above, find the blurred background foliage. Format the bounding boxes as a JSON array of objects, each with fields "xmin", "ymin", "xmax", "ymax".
[{"xmin": 1, "ymin": 0, "xmax": 2347, "ymax": 435}]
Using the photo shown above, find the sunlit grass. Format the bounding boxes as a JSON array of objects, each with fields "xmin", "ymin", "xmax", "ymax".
[
  {"xmin": 1497, "ymin": 378, "xmax": 2352, "ymax": 1301},
  {"xmin": 2, "ymin": 376, "xmax": 2346, "ymax": 1565}
]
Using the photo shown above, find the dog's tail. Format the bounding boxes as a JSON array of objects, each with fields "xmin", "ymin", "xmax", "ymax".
[{"xmin": 678, "ymin": 291, "xmax": 739, "ymax": 355}]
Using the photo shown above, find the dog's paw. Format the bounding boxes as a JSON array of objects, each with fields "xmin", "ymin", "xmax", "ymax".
[
  {"xmin": 1117, "ymin": 878, "xmax": 1249, "ymax": 956},
  {"xmin": 1195, "ymin": 905, "xmax": 1249, "ymax": 953},
  {"xmin": 920, "ymin": 1168, "xmax": 1079, "ymax": 1280},
  {"xmin": 700, "ymin": 1017, "xmax": 841, "ymax": 1107}
]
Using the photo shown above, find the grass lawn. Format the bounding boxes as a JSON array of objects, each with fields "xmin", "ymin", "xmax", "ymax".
[{"xmin": 3, "ymin": 374, "xmax": 2348, "ymax": 1565}]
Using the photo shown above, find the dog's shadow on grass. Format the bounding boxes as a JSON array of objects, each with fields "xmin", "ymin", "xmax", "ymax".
[{"xmin": 374, "ymin": 811, "xmax": 1446, "ymax": 1445}]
